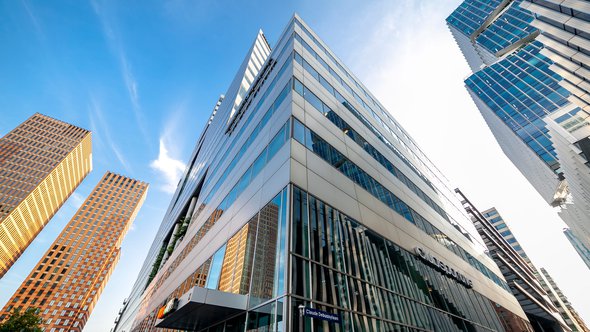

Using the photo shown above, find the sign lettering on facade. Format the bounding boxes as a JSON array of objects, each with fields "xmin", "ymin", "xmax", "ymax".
[{"xmin": 414, "ymin": 247, "xmax": 473, "ymax": 288}]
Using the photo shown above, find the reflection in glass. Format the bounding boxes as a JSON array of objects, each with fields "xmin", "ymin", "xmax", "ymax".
[
  {"xmin": 219, "ymin": 215, "xmax": 259, "ymax": 294},
  {"xmin": 246, "ymin": 302, "xmax": 274, "ymax": 332},
  {"xmin": 290, "ymin": 186, "xmax": 512, "ymax": 332},
  {"xmin": 205, "ymin": 245, "xmax": 227, "ymax": 290},
  {"xmin": 250, "ymin": 197, "xmax": 279, "ymax": 306}
]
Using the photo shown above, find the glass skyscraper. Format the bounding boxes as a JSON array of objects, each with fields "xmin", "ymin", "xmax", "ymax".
[
  {"xmin": 114, "ymin": 15, "xmax": 533, "ymax": 332},
  {"xmin": 448, "ymin": 0, "xmax": 571, "ymax": 204},
  {"xmin": 519, "ymin": 0, "xmax": 590, "ymax": 259},
  {"xmin": 448, "ymin": 0, "xmax": 590, "ymax": 266}
]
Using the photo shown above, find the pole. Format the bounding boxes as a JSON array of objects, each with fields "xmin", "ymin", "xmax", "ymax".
[{"xmin": 298, "ymin": 305, "xmax": 305, "ymax": 332}]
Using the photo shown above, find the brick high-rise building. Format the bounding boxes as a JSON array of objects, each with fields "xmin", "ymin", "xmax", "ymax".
[
  {"xmin": 0, "ymin": 171, "xmax": 148, "ymax": 332},
  {"xmin": 0, "ymin": 113, "xmax": 92, "ymax": 278}
]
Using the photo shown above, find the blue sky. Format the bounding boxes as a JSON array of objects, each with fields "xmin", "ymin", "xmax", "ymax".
[{"xmin": 1, "ymin": 1, "xmax": 589, "ymax": 331}]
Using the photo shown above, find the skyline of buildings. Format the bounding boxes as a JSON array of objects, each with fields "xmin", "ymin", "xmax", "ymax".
[
  {"xmin": 0, "ymin": 171, "xmax": 148, "ymax": 331},
  {"xmin": 0, "ymin": 113, "xmax": 93, "ymax": 278},
  {"xmin": 447, "ymin": 0, "xmax": 590, "ymax": 270},
  {"xmin": 1, "ymin": 3, "xmax": 590, "ymax": 331},
  {"xmin": 114, "ymin": 14, "xmax": 539, "ymax": 332}
]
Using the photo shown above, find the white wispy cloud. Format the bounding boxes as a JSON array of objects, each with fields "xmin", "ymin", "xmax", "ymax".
[
  {"xmin": 150, "ymin": 139, "xmax": 186, "ymax": 193},
  {"xmin": 120, "ymin": 55, "xmax": 140, "ymax": 110},
  {"xmin": 21, "ymin": 0, "xmax": 44, "ymax": 39},
  {"xmin": 149, "ymin": 100, "xmax": 190, "ymax": 193},
  {"xmin": 88, "ymin": 97, "xmax": 132, "ymax": 173},
  {"xmin": 90, "ymin": 0, "xmax": 151, "ymax": 149}
]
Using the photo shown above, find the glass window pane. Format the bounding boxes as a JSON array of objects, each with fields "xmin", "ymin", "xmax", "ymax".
[
  {"xmin": 319, "ymin": 75, "xmax": 334, "ymax": 95},
  {"xmin": 273, "ymin": 80, "xmax": 291, "ymax": 112},
  {"xmin": 303, "ymin": 87, "xmax": 324, "ymax": 112},
  {"xmin": 303, "ymin": 60, "xmax": 319, "ymax": 80},
  {"xmin": 251, "ymin": 148, "xmax": 268, "ymax": 179},
  {"xmin": 205, "ymin": 245, "xmax": 227, "ymax": 290},
  {"xmin": 268, "ymin": 124, "xmax": 287, "ymax": 158},
  {"xmin": 293, "ymin": 119, "xmax": 305, "ymax": 144},
  {"xmin": 294, "ymin": 78, "xmax": 304, "ymax": 96},
  {"xmin": 249, "ymin": 193, "xmax": 281, "ymax": 307}
]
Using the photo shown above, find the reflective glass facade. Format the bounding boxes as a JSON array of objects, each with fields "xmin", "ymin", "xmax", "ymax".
[
  {"xmin": 474, "ymin": 0, "xmax": 536, "ymax": 55},
  {"xmin": 134, "ymin": 186, "xmax": 531, "ymax": 332},
  {"xmin": 465, "ymin": 41, "xmax": 570, "ymax": 172},
  {"xmin": 133, "ymin": 188, "xmax": 289, "ymax": 332},
  {"xmin": 289, "ymin": 187, "xmax": 529, "ymax": 332},
  {"xmin": 447, "ymin": 0, "xmax": 537, "ymax": 58},
  {"xmin": 447, "ymin": 0, "xmax": 504, "ymax": 38}
]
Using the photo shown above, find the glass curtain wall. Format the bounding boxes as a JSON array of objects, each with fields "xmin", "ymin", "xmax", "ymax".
[
  {"xmin": 290, "ymin": 186, "xmax": 532, "ymax": 332},
  {"xmin": 133, "ymin": 188, "xmax": 289, "ymax": 332}
]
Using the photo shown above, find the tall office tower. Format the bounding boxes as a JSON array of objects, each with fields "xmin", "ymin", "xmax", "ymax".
[
  {"xmin": 520, "ymin": 0, "xmax": 590, "ymax": 256},
  {"xmin": 478, "ymin": 207, "xmax": 529, "ymax": 260},
  {"xmin": 538, "ymin": 267, "xmax": 590, "ymax": 332},
  {"xmin": 541, "ymin": 268, "xmax": 590, "ymax": 332},
  {"xmin": 447, "ymin": 0, "xmax": 590, "ymax": 265},
  {"xmin": 478, "ymin": 207, "xmax": 589, "ymax": 332},
  {"xmin": 0, "ymin": 113, "xmax": 92, "ymax": 278},
  {"xmin": 0, "ymin": 171, "xmax": 148, "ymax": 332},
  {"xmin": 457, "ymin": 191, "xmax": 568, "ymax": 331},
  {"xmin": 545, "ymin": 104, "xmax": 590, "ymax": 249},
  {"xmin": 448, "ymin": 0, "xmax": 570, "ymax": 205},
  {"xmin": 111, "ymin": 29, "xmax": 269, "ymax": 331},
  {"xmin": 564, "ymin": 228, "xmax": 590, "ymax": 270},
  {"xmin": 117, "ymin": 15, "xmax": 533, "ymax": 332}
]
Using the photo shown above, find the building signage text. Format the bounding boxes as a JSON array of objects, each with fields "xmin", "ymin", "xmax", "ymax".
[{"xmin": 414, "ymin": 247, "xmax": 473, "ymax": 288}]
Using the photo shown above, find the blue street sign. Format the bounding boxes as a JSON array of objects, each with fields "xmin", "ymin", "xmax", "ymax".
[{"xmin": 303, "ymin": 307, "xmax": 340, "ymax": 324}]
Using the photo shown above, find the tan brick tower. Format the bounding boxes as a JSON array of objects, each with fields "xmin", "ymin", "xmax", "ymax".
[
  {"xmin": 0, "ymin": 113, "xmax": 92, "ymax": 278},
  {"xmin": 0, "ymin": 171, "xmax": 148, "ymax": 332}
]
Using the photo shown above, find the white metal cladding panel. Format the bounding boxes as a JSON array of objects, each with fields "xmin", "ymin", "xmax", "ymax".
[
  {"xmin": 293, "ymin": 139, "xmax": 526, "ymax": 319},
  {"xmin": 294, "ymin": 50, "xmax": 491, "ymax": 266}
]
